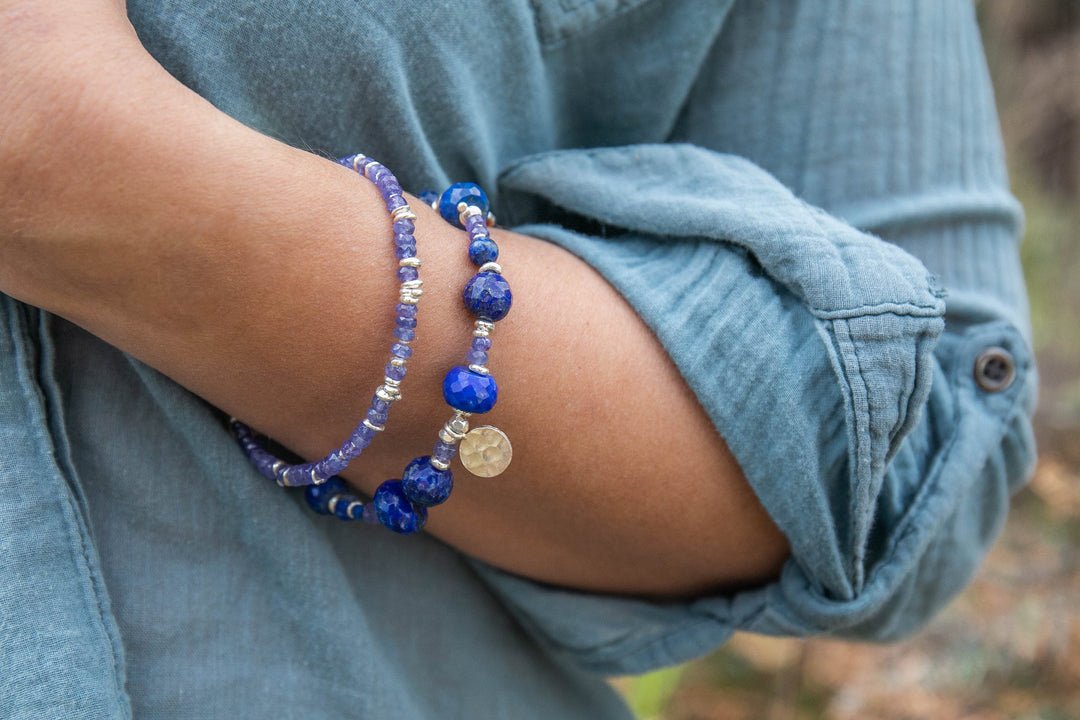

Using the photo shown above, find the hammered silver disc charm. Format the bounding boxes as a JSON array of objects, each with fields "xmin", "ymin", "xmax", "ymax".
[{"xmin": 459, "ymin": 426, "xmax": 512, "ymax": 477}]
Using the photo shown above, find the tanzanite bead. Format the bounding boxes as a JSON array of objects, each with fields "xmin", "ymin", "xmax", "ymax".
[
  {"xmin": 466, "ymin": 349, "xmax": 488, "ymax": 366},
  {"xmin": 396, "ymin": 303, "xmax": 418, "ymax": 318},
  {"xmin": 315, "ymin": 451, "xmax": 350, "ymax": 478},
  {"xmin": 371, "ymin": 396, "xmax": 392, "ymax": 413},
  {"xmin": 361, "ymin": 502, "xmax": 380, "ymax": 525},
  {"xmin": 395, "ymin": 315, "xmax": 417, "ymax": 330},
  {"xmin": 305, "ymin": 477, "xmax": 347, "ymax": 514},
  {"xmin": 398, "ymin": 266, "xmax": 419, "ymax": 283},
  {"xmin": 373, "ymin": 480, "xmax": 428, "ymax": 534},
  {"xmin": 443, "ymin": 366, "xmax": 498, "ymax": 413},
  {"xmin": 471, "ymin": 336, "xmax": 492, "ymax": 352},
  {"xmin": 462, "ymin": 272, "xmax": 512, "ymax": 322},
  {"xmin": 401, "ymin": 456, "xmax": 454, "ymax": 507},
  {"xmin": 366, "ymin": 408, "xmax": 388, "ymax": 426},
  {"xmin": 385, "ymin": 363, "xmax": 407, "ymax": 381},
  {"xmin": 438, "ymin": 182, "xmax": 489, "ymax": 228},
  {"xmin": 351, "ymin": 425, "xmax": 376, "ymax": 451},
  {"xmin": 390, "ymin": 342, "xmax": 413, "ymax": 359},
  {"xmin": 395, "ymin": 245, "xmax": 417, "ymax": 260},
  {"xmin": 432, "ymin": 440, "xmax": 457, "ymax": 464},
  {"xmin": 465, "ymin": 213, "xmax": 488, "ymax": 234},
  {"xmin": 394, "ymin": 327, "xmax": 416, "ymax": 342},
  {"xmin": 468, "ymin": 238, "xmax": 499, "ymax": 267},
  {"xmin": 393, "ymin": 219, "xmax": 415, "ymax": 235},
  {"xmin": 339, "ymin": 437, "xmax": 363, "ymax": 459}
]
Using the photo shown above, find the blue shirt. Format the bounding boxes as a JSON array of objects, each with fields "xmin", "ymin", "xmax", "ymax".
[{"xmin": 0, "ymin": 1, "xmax": 1035, "ymax": 717}]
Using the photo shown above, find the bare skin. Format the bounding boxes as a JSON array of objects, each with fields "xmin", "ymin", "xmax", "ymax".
[{"xmin": 0, "ymin": 1, "xmax": 788, "ymax": 597}]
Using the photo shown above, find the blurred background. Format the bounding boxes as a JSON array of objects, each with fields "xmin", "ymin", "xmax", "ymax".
[{"xmin": 615, "ymin": 2, "xmax": 1080, "ymax": 718}]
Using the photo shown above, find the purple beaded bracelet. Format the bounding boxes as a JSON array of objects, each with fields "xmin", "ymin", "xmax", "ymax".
[
  {"xmin": 231, "ymin": 154, "xmax": 422, "ymax": 495},
  {"xmin": 232, "ymin": 163, "xmax": 514, "ymax": 534}
]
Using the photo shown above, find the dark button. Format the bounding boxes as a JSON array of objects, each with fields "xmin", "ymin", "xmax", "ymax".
[{"xmin": 974, "ymin": 347, "xmax": 1016, "ymax": 392}]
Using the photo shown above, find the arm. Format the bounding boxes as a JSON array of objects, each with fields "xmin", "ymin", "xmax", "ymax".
[{"xmin": 0, "ymin": 1, "xmax": 788, "ymax": 597}]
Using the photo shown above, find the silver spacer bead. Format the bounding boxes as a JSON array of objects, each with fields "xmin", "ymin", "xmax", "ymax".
[
  {"xmin": 375, "ymin": 385, "xmax": 400, "ymax": 403},
  {"xmin": 400, "ymin": 279, "xmax": 423, "ymax": 290},
  {"xmin": 430, "ymin": 457, "xmax": 451, "ymax": 472},
  {"xmin": 468, "ymin": 364, "xmax": 489, "ymax": 375},
  {"xmin": 389, "ymin": 357, "xmax": 406, "ymax": 368},
  {"xmin": 473, "ymin": 320, "xmax": 495, "ymax": 338},
  {"xmin": 383, "ymin": 377, "xmax": 401, "ymax": 389},
  {"xmin": 363, "ymin": 419, "xmax": 385, "ymax": 433},
  {"xmin": 486, "ymin": 212, "xmax": 496, "ymax": 227},
  {"xmin": 448, "ymin": 415, "xmax": 470, "ymax": 435},
  {"xmin": 346, "ymin": 500, "xmax": 363, "ymax": 517},
  {"xmin": 459, "ymin": 204, "xmax": 483, "ymax": 226},
  {"xmin": 349, "ymin": 154, "xmax": 367, "ymax": 172},
  {"xmin": 311, "ymin": 468, "xmax": 325, "ymax": 485},
  {"xmin": 398, "ymin": 257, "xmax": 421, "ymax": 268},
  {"xmin": 399, "ymin": 292, "xmax": 421, "ymax": 305},
  {"xmin": 328, "ymin": 495, "xmax": 342, "ymax": 514},
  {"xmin": 439, "ymin": 416, "xmax": 470, "ymax": 444},
  {"xmin": 478, "ymin": 262, "xmax": 502, "ymax": 275},
  {"xmin": 391, "ymin": 206, "xmax": 418, "ymax": 222}
]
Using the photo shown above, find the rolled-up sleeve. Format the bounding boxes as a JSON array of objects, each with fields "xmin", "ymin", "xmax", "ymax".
[{"xmin": 469, "ymin": 0, "xmax": 1035, "ymax": 675}]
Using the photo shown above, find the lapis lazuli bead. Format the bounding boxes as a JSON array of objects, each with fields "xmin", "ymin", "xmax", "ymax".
[
  {"xmin": 305, "ymin": 477, "xmax": 347, "ymax": 515},
  {"xmin": 462, "ymin": 272, "xmax": 512, "ymax": 322},
  {"xmin": 373, "ymin": 480, "xmax": 428, "ymax": 534},
  {"xmin": 401, "ymin": 456, "xmax": 454, "ymax": 507},
  {"xmin": 439, "ymin": 182, "xmax": 489, "ymax": 228},
  {"xmin": 443, "ymin": 366, "xmax": 498, "ymax": 413},
  {"xmin": 419, "ymin": 190, "xmax": 438, "ymax": 207},
  {"xmin": 332, "ymin": 494, "xmax": 360, "ymax": 521},
  {"xmin": 468, "ymin": 238, "xmax": 499, "ymax": 267}
]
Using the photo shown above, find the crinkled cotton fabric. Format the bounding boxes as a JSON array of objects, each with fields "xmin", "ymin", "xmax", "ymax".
[{"xmin": 0, "ymin": 0, "xmax": 1035, "ymax": 717}]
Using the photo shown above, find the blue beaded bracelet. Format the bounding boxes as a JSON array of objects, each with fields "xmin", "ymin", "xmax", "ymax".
[
  {"xmin": 233, "ymin": 165, "xmax": 514, "ymax": 534},
  {"xmin": 232, "ymin": 155, "xmax": 422, "ymax": 500}
]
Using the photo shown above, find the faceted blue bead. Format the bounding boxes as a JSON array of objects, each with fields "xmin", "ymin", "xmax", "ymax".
[
  {"xmin": 418, "ymin": 190, "xmax": 439, "ymax": 207},
  {"xmin": 468, "ymin": 238, "xmax": 499, "ymax": 267},
  {"xmin": 305, "ymin": 477, "xmax": 347, "ymax": 515},
  {"xmin": 442, "ymin": 366, "xmax": 498, "ymax": 414},
  {"xmin": 462, "ymin": 272, "xmax": 512, "ymax": 322},
  {"xmin": 401, "ymin": 456, "xmax": 454, "ymax": 507},
  {"xmin": 438, "ymin": 182, "xmax": 489, "ymax": 228},
  {"xmin": 373, "ymin": 480, "xmax": 428, "ymax": 534}
]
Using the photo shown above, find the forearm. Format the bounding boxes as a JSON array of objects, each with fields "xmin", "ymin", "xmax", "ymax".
[{"xmin": 1, "ymin": 3, "xmax": 788, "ymax": 597}]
